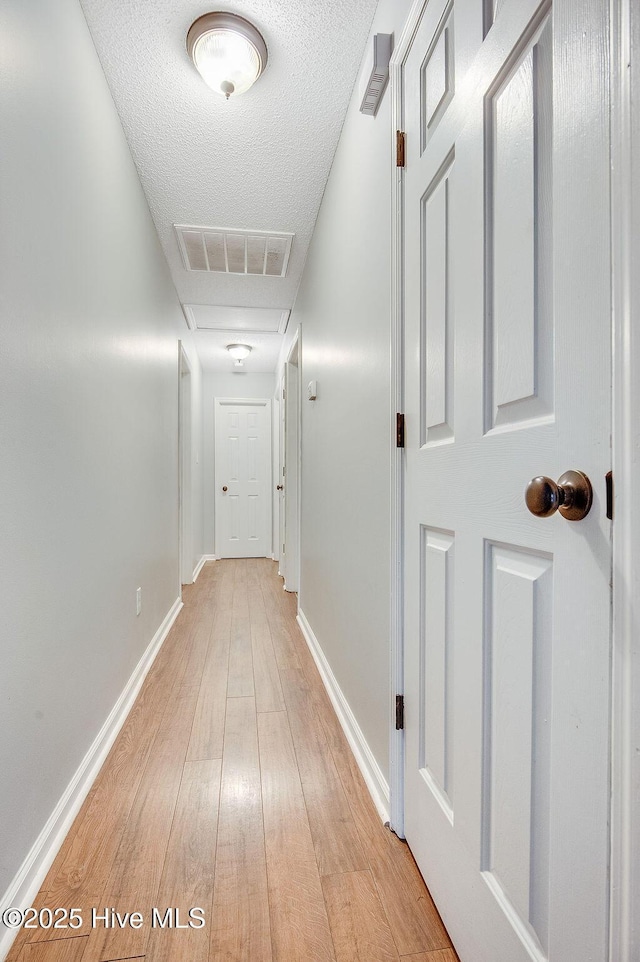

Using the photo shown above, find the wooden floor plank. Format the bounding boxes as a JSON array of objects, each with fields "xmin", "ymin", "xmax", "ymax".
[
  {"xmin": 258, "ymin": 710, "xmax": 335, "ymax": 962},
  {"xmin": 18, "ymin": 938, "xmax": 88, "ymax": 962},
  {"xmin": 280, "ymin": 667, "xmax": 367, "ymax": 877},
  {"xmin": 322, "ymin": 870, "xmax": 399, "ymax": 962},
  {"xmin": 81, "ymin": 682, "xmax": 198, "ymax": 962},
  {"xmin": 249, "ymin": 586, "xmax": 285, "ymax": 713},
  {"xmin": 209, "ymin": 697, "xmax": 272, "ymax": 962},
  {"xmin": 258, "ymin": 710, "xmax": 317, "ymax": 861},
  {"xmin": 365, "ymin": 833, "xmax": 451, "ymax": 957},
  {"xmin": 263, "ymin": 612, "xmax": 302, "ymax": 671},
  {"xmin": 258, "ymin": 568, "xmax": 301, "ymax": 671},
  {"xmin": 400, "ymin": 951, "xmax": 459, "ymax": 962},
  {"xmin": 145, "ymin": 759, "xmax": 222, "ymax": 962},
  {"xmin": 227, "ymin": 564, "xmax": 254, "ymax": 698},
  {"xmin": 187, "ymin": 609, "xmax": 231, "ymax": 761}
]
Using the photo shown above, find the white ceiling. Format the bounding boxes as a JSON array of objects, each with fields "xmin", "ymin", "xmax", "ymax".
[
  {"xmin": 192, "ymin": 328, "xmax": 284, "ymax": 372},
  {"xmin": 79, "ymin": 0, "xmax": 379, "ymax": 371}
]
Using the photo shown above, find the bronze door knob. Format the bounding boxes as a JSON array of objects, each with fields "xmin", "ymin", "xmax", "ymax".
[
  {"xmin": 525, "ymin": 470, "xmax": 592, "ymax": 521},
  {"xmin": 276, "ymin": 484, "xmax": 283, "ymax": 490},
  {"xmin": 222, "ymin": 485, "xmax": 228, "ymax": 492}
]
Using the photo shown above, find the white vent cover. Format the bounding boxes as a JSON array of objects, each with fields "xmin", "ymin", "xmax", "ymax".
[
  {"xmin": 175, "ymin": 225, "xmax": 294, "ymax": 277},
  {"xmin": 359, "ymin": 34, "xmax": 392, "ymax": 116}
]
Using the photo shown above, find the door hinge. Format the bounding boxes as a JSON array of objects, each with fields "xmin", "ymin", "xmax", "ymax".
[
  {"xmin": 395, "ymin": 694, "xmax": 404, "ymax": 730},
  {"xmin": 396, "ymin": 413, "xmax": 405, "ymax": 448},
  {"xmin": 396, "ymin": 130, "xmax": 406, "ymax": 168},
  {"xmin": 606, "ymin": 470, "xmax": 613, "ymax": 520}
]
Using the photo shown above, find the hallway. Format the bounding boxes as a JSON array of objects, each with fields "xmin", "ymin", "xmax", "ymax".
[{"xmin": 6, "ymin": 560, "xmax": 456, "ymax": 962}]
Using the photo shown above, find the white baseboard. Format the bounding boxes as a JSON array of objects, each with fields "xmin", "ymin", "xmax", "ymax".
[
  {"xmin": 0, "ymin": 597, "xmax": 183, "ymax": 962},
  {"xmin": 192, "ymin": 555, "xmax": 216, "ymax": 581},
  {"xmin": 296, "ymin": 609, "xmax": 390, "ymax": 824}
]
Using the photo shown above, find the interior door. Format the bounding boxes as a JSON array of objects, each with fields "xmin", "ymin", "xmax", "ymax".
[
  {"xmin": 401, "ymin": 1, "xmax": 612, "ymax": 961},
  {"xmin": 214, "ymin": 398, "xmax": 271, "ymax": 559}
]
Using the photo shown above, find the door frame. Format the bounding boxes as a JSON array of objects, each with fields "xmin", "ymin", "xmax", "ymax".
[
  {"xmin": 610, "ymin": 0, "xmax": 640, "ymax": 957},
  {"xmin": 388, "ymin": 0, "xmax": 640, "ymax": 951},
  {"xmin": 282, "ymin": 330, "xmax": 302, "ymax": 595},
  {"xmin": 271, "ymin": 387, "xmax": 281, "ymax": 563},
  {"xmin": 213, "ymin": 397, "xmax": 273, "ymax": 560},
  {"xmin": 178, "ymin": 342, "xmax": 193, "ymax": 587},
  {"xmin": 278, "ymin": 372, "xmax": 286, "ymax": 577}
]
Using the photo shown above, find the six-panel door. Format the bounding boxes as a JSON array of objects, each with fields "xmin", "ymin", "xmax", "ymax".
[
  {"xmin": 214, "ymin": 399, "xmax": 271, "ymax": 559},
  {"xmin": 401, "ymin": 0, "xmax": 612, "ymax": 960}
]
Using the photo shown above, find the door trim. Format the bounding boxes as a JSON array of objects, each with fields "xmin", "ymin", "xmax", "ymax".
[
  {"xmin": 283, "ymin": 329, "xmax": 302, "ymax": 596},
  {"xmin": 610, "ymin": 0, "xmax": 639, "ymax": 956},
  {"xmin": 213, "ymin": 397, "xmax": 272, "ymax": 560},
  {"xmin": 388, "ymin": 0, "xmax": 428, "ymax": 841},
  {"xmin": 178, "ymin": 342, "xmax": 193, "ymax": 588}
]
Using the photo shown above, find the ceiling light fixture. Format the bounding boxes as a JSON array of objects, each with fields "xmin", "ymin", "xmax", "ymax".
[
  {"xmin": 187, "ymin": 12, "xmax": 268, "ymax": 99},
  {"xmin": 227, "ymin": 343, "xmax": 252, "ymax": 367}
]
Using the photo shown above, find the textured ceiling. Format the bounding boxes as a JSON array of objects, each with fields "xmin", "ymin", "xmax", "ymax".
[{"xmin": 79, "ymin": 0, "xmax": 379, "ymax": 373}]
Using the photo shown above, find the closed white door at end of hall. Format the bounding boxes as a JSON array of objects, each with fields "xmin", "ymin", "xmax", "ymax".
[{"xmin": 215, "ymin": 398, "xmax": 271, "ymax": 559}]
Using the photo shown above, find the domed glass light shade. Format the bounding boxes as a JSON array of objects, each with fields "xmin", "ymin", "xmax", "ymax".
[
  {"xmin": 227, "ymin": 344, "xmax": 252, "ymax": 366},
  {"xmin": 187, "ymin": 13, "xmax": 268, "ymax": 99}
]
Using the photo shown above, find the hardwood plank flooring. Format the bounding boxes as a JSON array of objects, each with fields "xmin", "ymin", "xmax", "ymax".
[
  {"xmin": 209, "ymin": 696, "xmax": 272, "ymax": 962},
  {"xmin": 280, "ymin": 668, "xmax": 367, "ymax": 876},
  {"xmin": 401, "ymin": 952, "xmax": 459, "ymax": 962},
  {"xmin": 6, "ymin": 560, "xmax": 456, "ymax": 962},
  {"xmin": 258, "ymin": 711, "xmax": 335, "ymax": 962},
  {"xmin": 322, "ymin": 870, "xmax": 398, "ymax": 962},
  {"xmin": 18, "ymin": 938, "xmax": 89, "ymax": 962},
  {"xmin": 186, "ymin": 610, "xmax": 231, "ymax": 761},
  {"xmin": 145, "ymin": 759, "xmax": 221, "ymax": 962}
]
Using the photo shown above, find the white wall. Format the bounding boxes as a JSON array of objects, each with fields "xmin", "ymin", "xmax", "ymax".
[
  {"xmin": 282, "ymin": 0, "xmax": 413, "ymax": 782},
  {"xmin": 0, "ymin": 0, "xmax": 202, "ymax": 909},
  {"xmin": 202, "ymin": 371, "xmax": 277, "ymax": 554}
]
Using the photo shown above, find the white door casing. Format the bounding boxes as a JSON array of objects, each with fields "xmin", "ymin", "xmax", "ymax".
[
  {"xmin": 214, "ymin": 398, "xmax": 272, "ymax": 559},
  {"xmin": 278, "ymin": 374, "xmax": 286, "ymax": 576},
  {"xmin": 272, "ymin": 392, "xmax": 281, "ymax": 562},
  {"xmin": 178, "ymin": 343, "xmax": 193, "ymax": 586},
  {"xmin": 398, "ymin": 1, "xmax": 612, "ymax": 961},
  {"xmin": 283, "ymin": 338, "xmax": 300, "ymax": 593}
]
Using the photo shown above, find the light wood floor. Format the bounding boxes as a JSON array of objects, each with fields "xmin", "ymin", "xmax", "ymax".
[{"xmin": 7, "ymin": 559, "xmax": 458, "ymax": 962}]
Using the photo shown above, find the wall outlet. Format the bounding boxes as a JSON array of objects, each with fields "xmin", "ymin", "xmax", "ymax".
[{"xmin": 136, "ymin": 587, "xmax": 142, "ymax": 616}]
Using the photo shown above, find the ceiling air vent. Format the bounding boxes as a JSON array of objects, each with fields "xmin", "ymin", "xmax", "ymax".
[{"xmin": 175, "ymin": 225, "xmax": 294, "ymax": 277}]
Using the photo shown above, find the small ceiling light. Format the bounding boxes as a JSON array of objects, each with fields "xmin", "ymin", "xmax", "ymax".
[
  {"xmin": 187, "ymin": 12, "xmax": 268, "ymax": 99},
  {"xmin": 227, "ymin": 343, "xmax": 252, "ymax": 366}
]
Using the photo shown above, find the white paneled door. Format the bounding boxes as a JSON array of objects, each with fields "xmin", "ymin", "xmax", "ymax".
[
  {"xmin": 214, "ymin": 398, "xmax": 272, "ymax": 559},
  {"xmin": 400, "ymin": 1, "xmax": 612, "ymax": 961}
]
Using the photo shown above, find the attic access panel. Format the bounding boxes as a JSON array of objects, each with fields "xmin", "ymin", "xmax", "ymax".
[
  {"xmin": 182, "ymin": 305, "xmax": 290, "ymax": 334},
  {"xmin": 175, "ymin": 225, "xmax": 294, "ymax": 277}
]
